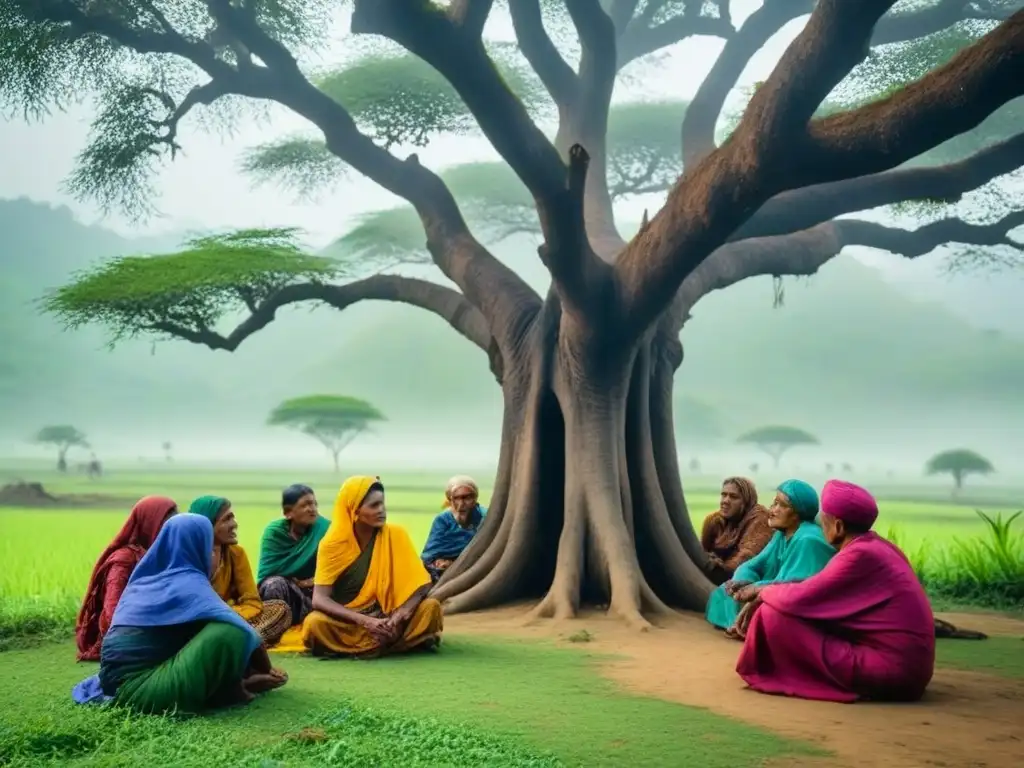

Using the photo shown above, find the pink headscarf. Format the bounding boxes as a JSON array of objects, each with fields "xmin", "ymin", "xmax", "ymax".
[{"xmin": 821, "ymin": 479, "xmax": 878, "ymax": 528}]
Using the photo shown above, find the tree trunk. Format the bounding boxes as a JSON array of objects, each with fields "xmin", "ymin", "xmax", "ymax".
[
  {"xmin": 433, "ymin": 296, "xmax": 714, "ymax": 626},
  {"xmin": 331, "ymin": 449, "xmax": 341, "ymax": 474},
  {"xmin": 57, "ymin": 448, "xmax": 68, "ymax": 474}
]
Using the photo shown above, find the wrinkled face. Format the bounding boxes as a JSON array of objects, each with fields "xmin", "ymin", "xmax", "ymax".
[
  {"xmin": 768, "ymin": 492, "xmax": 801, "ymax": 531},
  {"xmin": 449, "ymin": 485, "xmax": 478, "ymax": 524},
  {"xmin": 819, "ymin": 513, "xmax": 843, "ymax": 547},
  {"xmin": 285, "ymin": 493, "xmax": 318, "ymax": 527},
  {"xmin": 212, "ymin": 504, "xmax": 238, "ymax": 546},
  {"xmin": 355, "ymin": 489, "xmax": 386, "ymax": 529},
  {"xmin": 719, "ymin": 483, "xmax": 745, "ymax": 520}
]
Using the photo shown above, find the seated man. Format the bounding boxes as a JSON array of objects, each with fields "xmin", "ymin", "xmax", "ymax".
[
  {"xmin": 705, "ymin": 478, "xmax": 834, "ymax": 637},
  {"xmin": 71, "ymin": 515, "xmax": 287, "ymax": 714},
  {"xmin": 735, "ymin": 479, "xmax": 936, "ymax": 703},
  {"xmin": 421, "ymin": 475, "xmax": 487, "ymax": 584},
  {"xmin": 303, "ymin": 476, "xmax": 443, "ymax": 658},
  {"xmin": 188, "ymin": 495, "xmax": 291, "ymax": 647},
  {"xmin": 257, "ymin": 484, "xmax": 330, "ymax": 627},
  {"xmin": 700, "ymin": 476, "xmax": 772, "ymax": 585}
]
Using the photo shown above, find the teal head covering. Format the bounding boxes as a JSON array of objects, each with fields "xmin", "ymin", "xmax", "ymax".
[
  {"xmin": 775, "ymin": 479, "xmax": 819, "ymax": 522},
  {"xmin": 187, "ymin": 495, "xmax": 229, "ymax": 524}
]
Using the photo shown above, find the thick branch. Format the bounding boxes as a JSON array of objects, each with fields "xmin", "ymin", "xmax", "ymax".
[
  {"xmin": 733, "ymin": 131, "xmax": 1024, "ymax": 241},
  {"xmin": 150, "ymin": 275, "xmax": 492, "ymax": 353},
  {"xmin": 447, "ymin": 0, "xmax": 494, "ymax": 37},
  {"xmin": 620, "ymin": 4, "xmax": 1024, "ymax": 340},
  {"xmin": 619, "ymin": 0, "xmax": 902, "ymax": 337},
  {"xmin": 508, "ymin": 0, "xmax": 579, "ymax": 106},
  {"xmin": 677, "ymin": 210, "xmax": 1024, "ymax": 313},
  {"xmin": 807, "ymin": 10, "xmax": 1024, "ymax": 168}
]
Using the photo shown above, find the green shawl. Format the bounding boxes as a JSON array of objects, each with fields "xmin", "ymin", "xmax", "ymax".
[
  {"xmin": 256, "ymin": 516, "xmax": 330, "ymax": 583},
  {"xmin": 187, "ymin": 495, "xmax": 228, "ymax": 523}
]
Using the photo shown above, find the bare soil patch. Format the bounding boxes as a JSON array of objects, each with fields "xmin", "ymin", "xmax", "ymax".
[
  {"xmin": 0, "ymin": 481, "xmax": 128, "ymax": 508},
  {"xmin": 446, "ymin": 606, "xmax": 1024, "ymax": 768}
]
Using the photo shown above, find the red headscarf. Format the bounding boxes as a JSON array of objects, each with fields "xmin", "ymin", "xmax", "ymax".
[{"xmin": 75, "ymin": 495, "xmax": 177, "ymax": 660}]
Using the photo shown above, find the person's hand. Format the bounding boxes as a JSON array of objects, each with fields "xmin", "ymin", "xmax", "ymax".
[
  {"xmin": 734, "ymin": 584, "xmax": 761, "ymax": 603},
  {"xmin": 432, "ymin": 559, "xmax": 453, "ymax": 570},
  {"xmin": 734, "ymin": 595, "xmax": 763, "ymax": 639},
  {"xmin": 362, "ymin": 616, "xmax": 400, "ymax": 646},
  {"xmin": 705, "ymin": 554, "xmax": 724, "ymax": 572},
  {"xmin": 269, "ymin": 667, "xmax": 288, "ymax": 684},
  {"xmin": 293, "ymin": 577, "xmax": 314, "ymax": 589},
  {"xmin": 724, "ymin": 579, "xmax": 750, "ymax": 597}
]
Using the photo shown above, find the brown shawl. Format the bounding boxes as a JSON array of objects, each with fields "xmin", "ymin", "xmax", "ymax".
[{"xmin": 701, "ymin": 477, "xmax": 773, "ymax": 583}]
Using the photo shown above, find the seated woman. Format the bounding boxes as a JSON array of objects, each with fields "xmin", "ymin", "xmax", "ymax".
[
  {"xmin": 302, "ymin": 475, "xmax": 443, "ymax": 658},
  {"xmin": 188, "ymin": 495, "xmax": 290, "ymax": 647},
  {"xmin": 257, "ymin": 484, "xmax": 330, "ymax": 626},
  {"xmin": 76, "ymin": 495, "xmax": 178, "ymax": 661},
  {"xmin": 736, "ymin": 480, "xmax": 936, "ymax": 702},
  {"xmin": 421, "ymin": 475, "xmax": 487, "ymax": 584},
  {"xmin": 705, "ymin": 478, "xmax": 834, "ymax": 638},
  {"xmin": 700, "ymin": 477, "xmax": 772, "ymax": 586},
  {"xmin": 71, "ymin": 514, "xmax": 287, "ymax": 714}
]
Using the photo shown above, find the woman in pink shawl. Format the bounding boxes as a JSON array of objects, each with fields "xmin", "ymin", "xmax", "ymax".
[{"xmin": 735, "ymin": 479, "xmax": 935, "ymax": 703}]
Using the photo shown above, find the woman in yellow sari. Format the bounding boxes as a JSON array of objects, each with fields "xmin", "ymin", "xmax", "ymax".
[{"xmin": 302, "ymin": 476, "xmax": 443, "ymax": 657}]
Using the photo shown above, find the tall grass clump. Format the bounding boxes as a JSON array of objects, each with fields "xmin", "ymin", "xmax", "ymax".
[{"xmin": 887, "ymin": 510, "xmax": 1024, "ymax": 610}]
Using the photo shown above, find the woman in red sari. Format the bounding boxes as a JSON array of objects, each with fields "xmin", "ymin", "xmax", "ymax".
[{"xmin": 75, "ymin": 496, "xmax": 178, "ymax": 661}]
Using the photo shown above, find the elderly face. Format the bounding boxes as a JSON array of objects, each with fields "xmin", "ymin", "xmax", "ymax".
[
  {"xmin": 819, "ymin": 512, "xmax": 843, "ymax": 547},
  {"xmin": 285, "ymin": 492, "xmax": 318, "ymax": 528},
  {"xmin": 768, "ymin": 492, "xmax": 801, "ymax": 532},
  {"xmin": 719, "ymin": 482, "xmax": 746, "ymax": 520},
  {"xmin": 355, "ymin": 488, "xmax": 387, "ymax": 529},
  {"xmin": 449, "ymin": 485, "xmax": 478, "ymax": 524},
  {"xmin": 212, "ymin": 503, "xmax": 239, "ymax": 546}
]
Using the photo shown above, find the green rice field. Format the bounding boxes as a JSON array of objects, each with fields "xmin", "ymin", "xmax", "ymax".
[{"xmin": 1, "ymin": 465, "xmax": 1021, "ymax": 615}]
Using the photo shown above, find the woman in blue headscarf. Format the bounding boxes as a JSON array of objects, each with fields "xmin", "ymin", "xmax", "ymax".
[
  {"xmin": 705, "ymin": 479, "xmax": 835, "ymax": 637},
  {"xmin": 71, "ymin": 514, "xmax": 288, "ymax": 714}
]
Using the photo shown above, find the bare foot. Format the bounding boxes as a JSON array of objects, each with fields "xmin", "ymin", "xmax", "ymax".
[{"xmin": 244, "ymin": 673, "xmax": 287, "ymax": 694}]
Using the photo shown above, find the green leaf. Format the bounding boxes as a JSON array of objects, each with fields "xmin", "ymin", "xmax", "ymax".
[
  {"xmin": 34, "ymin": 425, "xmax": 88, "ymax": 448},
  {"xmin": 322, "ymin": 208, "xmax": 430, "ymax": 270},
  {"xmin": 42, "ymin": 227, "xmax": 345, "ymax": 344},
  {"xmin": 315, "ymin": 46, "xmax": 550, "ymax": 148},
  {"xmin": 240, "ymin": 137, "xmax": 348, "ymax": 198},
  {"xmin": 925, "ymin": 449, "xmax": 996, "ymax": 476},
  {"xmin": 736, "ymin": 425, "xmax": 819, "ymax": 446},
  {"xmin": 268, "ymin": 394, "xmax": 386, "ymax": 427}
]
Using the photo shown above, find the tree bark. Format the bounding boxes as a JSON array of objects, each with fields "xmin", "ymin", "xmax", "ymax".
[{"xmin": 433, "ymin": 294, "xmax": 715, "ymax": 624}]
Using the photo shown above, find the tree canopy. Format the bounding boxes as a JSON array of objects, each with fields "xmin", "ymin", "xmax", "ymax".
[
  {"xmin": 736, "ymin": 425, "xmax": 820, "ymax": 468},
  {"xmin": 925, "ymin": 448, "xmax": 996, "ymax": 489},
  {"xmin": 268, "ymin": 394, "xmax": 385, "ymax": 471}
]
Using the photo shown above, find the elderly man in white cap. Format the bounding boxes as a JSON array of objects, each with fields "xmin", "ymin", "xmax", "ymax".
[{"xmin": 420, "ymin": 475, "xmax": 487, "ymax": 583}]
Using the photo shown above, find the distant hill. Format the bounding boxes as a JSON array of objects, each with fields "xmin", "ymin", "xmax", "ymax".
[{"xmin": 1, "ymin": 198, "xmax": 1021, "ymax": 466}]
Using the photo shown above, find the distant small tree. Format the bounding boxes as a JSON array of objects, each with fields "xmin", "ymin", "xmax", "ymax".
[
  {"xmin": 162, "ymin": 441, "xmax": 173, "ymax": 463},
  {"xmin": 925, "ymin": 449, "xmax": 995, "ymax": 493},
  {"xmin": 34, "ymin": 425, "xmax": 89, "ymax": 473},
  {"xmin": 268, "ymin": 395, "xmax": 385, "ymax": 472},
  {"xmin": 737, "ymin": 425, "xmax": 819, "ymax": 469}
]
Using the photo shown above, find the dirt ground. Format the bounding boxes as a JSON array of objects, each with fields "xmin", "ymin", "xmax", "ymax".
[{"xmin": 446, "ymin": 606, "xmax": 1024, "ymax": 768}]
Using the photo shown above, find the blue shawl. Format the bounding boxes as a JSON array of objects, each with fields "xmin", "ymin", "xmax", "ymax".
[
  {"xmin": 72, "ymin": 514, "xmax": 261, "ymax": 704},
  {"xmin": 420, "ymin": 505, "xmax": 487, "ymax": 563}
]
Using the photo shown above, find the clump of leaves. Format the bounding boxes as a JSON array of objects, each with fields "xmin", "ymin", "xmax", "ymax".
[{"xmin": 41, "ymin": 228, "xmax": 345, "ymax": 345}]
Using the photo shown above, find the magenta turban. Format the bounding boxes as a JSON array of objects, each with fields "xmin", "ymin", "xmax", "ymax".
[{"xmin": 821, "ymin": 479, "xmax": 878, "ymax": 528}]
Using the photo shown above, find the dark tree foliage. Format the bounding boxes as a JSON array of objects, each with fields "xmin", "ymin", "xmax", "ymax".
[{"xmin": 7, "ymin": 0, "xmax": 1024, "ymax": 626}]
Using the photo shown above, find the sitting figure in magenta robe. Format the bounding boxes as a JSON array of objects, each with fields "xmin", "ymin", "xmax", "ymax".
[
  {"xmin": 420, "ymin": 475, "xmax": 487, "ymax": 584},
  {"xmin": 705, "ymin": 478, "xmax": 834, "ymax": 638},
  {"xmin": 735, "ymin": 479, "xmax": 936, "ymax": 703}
]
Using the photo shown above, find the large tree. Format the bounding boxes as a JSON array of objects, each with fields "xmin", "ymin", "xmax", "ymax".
[{"xmin": 9, "ymin": 1, "xmax": 1024, "ymax": 627}]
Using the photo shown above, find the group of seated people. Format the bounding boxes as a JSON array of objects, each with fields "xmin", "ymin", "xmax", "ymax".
[
  {"xmin": 71, "ymin": 474, "xmax": 485, "ymax": 713},
  {"xmin": 701, "ymin": 476, "xmax": 937, "ymax": 703},
  {"xmin": 69, "ymin": 470, "xmax": 936, "ymax": 714}
]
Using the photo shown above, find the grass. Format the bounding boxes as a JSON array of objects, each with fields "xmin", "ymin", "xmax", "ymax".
[
  {"xmin": 936, "ymin": 636, "xmax": 1024, "ymax": 679},
  {"xmin": 0, "ymin": 637, "xmax": 820, "ymax": 767}
]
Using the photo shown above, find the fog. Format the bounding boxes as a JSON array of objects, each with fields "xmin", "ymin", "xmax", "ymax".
[{"xmin": 1, "ymin": 2, "xmax": 1022, "ymax": 486}]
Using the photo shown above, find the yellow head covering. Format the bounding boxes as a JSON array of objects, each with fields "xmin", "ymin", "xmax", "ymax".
[
  {"xmin": 442, "ymin": 474, "xmax": 479, "ymax": 509},
  {"xmin": 314, "ymin": 475, "xmax": 379, "ymax": 587},
  {"xmin": 313, "ymin": 475, "xmax": 431, "ymax": 613}
]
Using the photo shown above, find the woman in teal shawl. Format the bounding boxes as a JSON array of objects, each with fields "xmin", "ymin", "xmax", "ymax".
[
  {"xmin": 257, "ymin": 484, "xmax": 330, "ymax": 625},
  {"xmin": 706, "ymin": 479, "xmax": 835, "ymax": 637}
]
